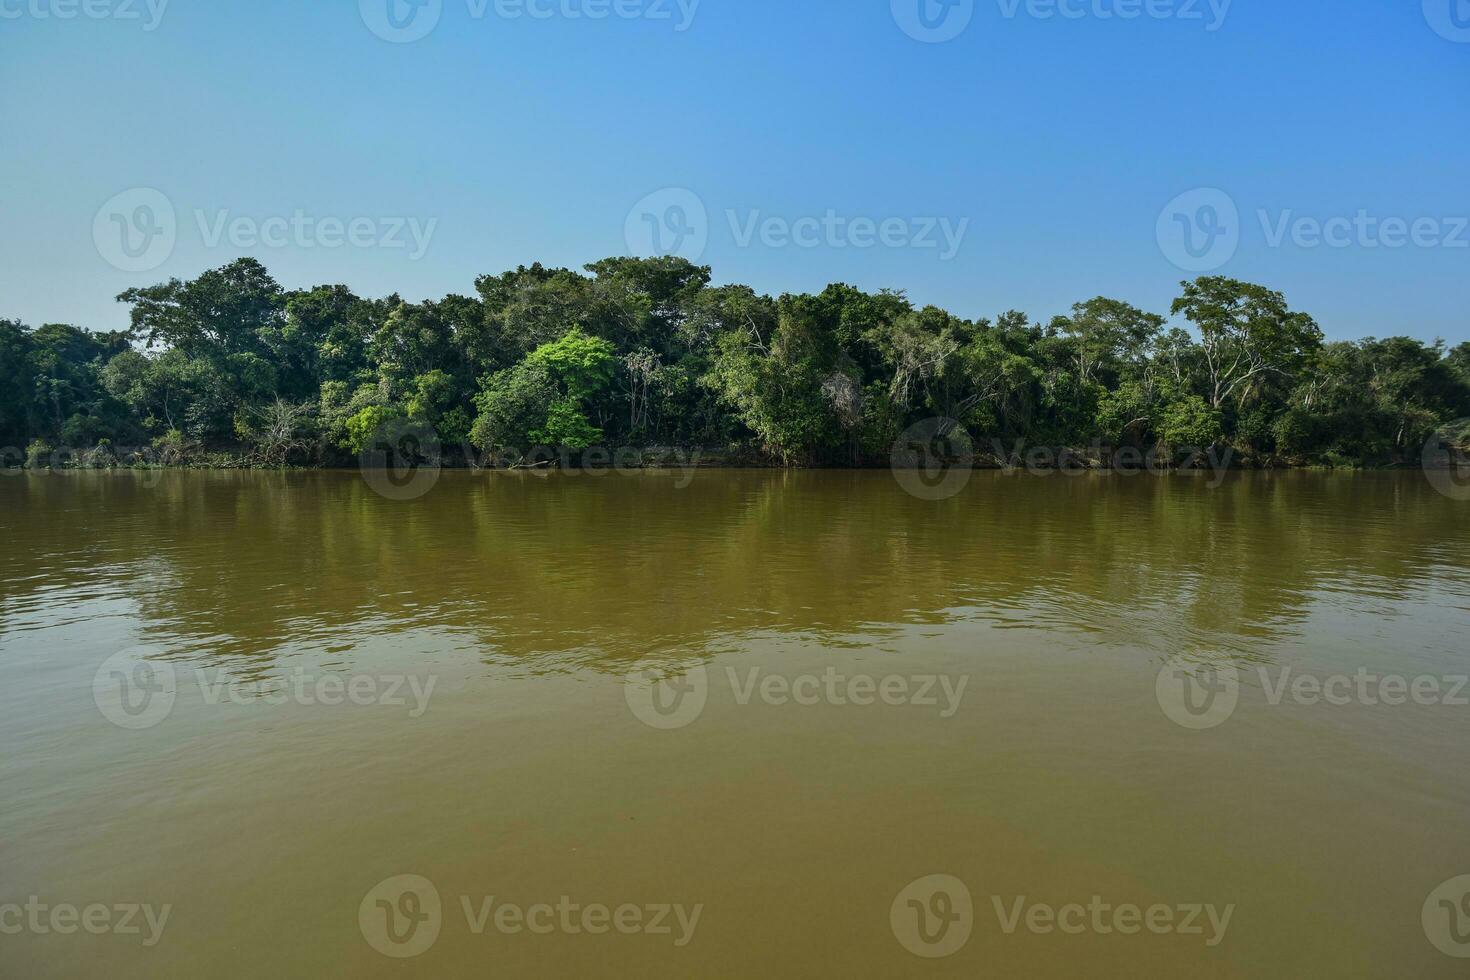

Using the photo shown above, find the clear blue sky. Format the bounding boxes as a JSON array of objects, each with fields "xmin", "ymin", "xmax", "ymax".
[{"xmin": 3, "ymin": 0, "xmax": 1468, "ymax": 343}]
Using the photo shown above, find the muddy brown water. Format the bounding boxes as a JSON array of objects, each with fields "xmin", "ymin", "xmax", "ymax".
[{"xmin": 1, "ymin": 469, "xmax": 1468, "ymax": 977}]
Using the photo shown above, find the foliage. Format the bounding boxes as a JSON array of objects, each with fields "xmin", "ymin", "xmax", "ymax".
[
  {"xmin": 533, "ymin": 399, "xmax": 604, "ymax": 450},
  {"xmin": 2, "ymin": 258, "xmax": 1466, "ymax": 469},
  {"xmin": 340, "ymin": 405, "xmax": 403, "ymax": 455},
  {"xmin": 1157, "ymin": 396, "xmax": 1224, "ymax": 450},
  {"xmin": 238, "ymin": 399, "xmax": 316, "ymax": 466},
  {"xmin": 470, "ymin": 361, "xmax": 555, "ymax": 457},
  {"xmin": 25, "ymin": 439, "xmax": 54, "ymax": 469},
  {"xmin": 470, "ymin": 328, "xmax": 613, "ymax": 455}
]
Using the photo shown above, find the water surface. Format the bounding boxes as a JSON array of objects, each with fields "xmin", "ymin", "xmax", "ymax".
[{"xmin": 2, "ymin": 470, "xmax": 1467, "ymax": 977}]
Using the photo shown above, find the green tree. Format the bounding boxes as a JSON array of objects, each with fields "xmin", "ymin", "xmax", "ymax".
[
  {"xmin": 1157, "ymin": 396, "xmax": 1223, "ymax": 450},
  {"xmin": 119, "ymin": 257, "xmax": 285, "ymax": 360},
  {"xmin": 1051, "ymin": 297, "xmax": 1163, "ymax": 387},
  {"xmin": 1171, "ymin": 277, "xmax": 1322, "ymax": 410},
  {"xmin": 3, "ymin": 257, "xmax": 1462, "ymax": 471},
  {"xmin": 470, "ymin": 328, "xmax": 615, "ymax": 458}
]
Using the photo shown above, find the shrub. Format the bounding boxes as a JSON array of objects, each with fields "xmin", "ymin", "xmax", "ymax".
[{"xmin": 25, "ymin": 439, "xmax": 54, "ymax": 469}]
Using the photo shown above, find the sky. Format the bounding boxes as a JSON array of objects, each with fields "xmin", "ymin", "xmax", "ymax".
[{"xmin": 2, "ymin": 0, "xmax": 1468, "ymax": 343}]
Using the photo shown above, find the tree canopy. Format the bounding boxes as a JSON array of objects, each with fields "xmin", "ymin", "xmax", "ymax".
[{"xmin": 3, "ymin": 256, "xmax": 1467, "ymax": 469}]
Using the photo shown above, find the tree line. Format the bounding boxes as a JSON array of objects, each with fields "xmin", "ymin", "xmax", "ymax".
[{"xmin": 3, "ymin": 256, "xmax": 1467, "ymax": 469}]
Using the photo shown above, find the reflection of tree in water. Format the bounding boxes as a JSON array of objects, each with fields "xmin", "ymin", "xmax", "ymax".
[{"xmin": 1, "ymin": 471, "xmax": 1466, "ymax": 676}]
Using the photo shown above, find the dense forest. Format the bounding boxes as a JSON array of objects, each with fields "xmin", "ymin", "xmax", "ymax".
[{"xmin": 3, "ymin": 256, "xmax": 1468, "ymax": 469}]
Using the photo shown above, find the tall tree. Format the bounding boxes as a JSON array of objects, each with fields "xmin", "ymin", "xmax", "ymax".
[{"xmin": 1171, "ymin": 277, "xmax": 1322, "ymax": 410}]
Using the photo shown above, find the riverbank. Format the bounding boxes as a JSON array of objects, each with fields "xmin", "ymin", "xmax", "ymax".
[{"xmin": 6, "ymin": 442, "xmax": 1449, "ymax": 474}]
